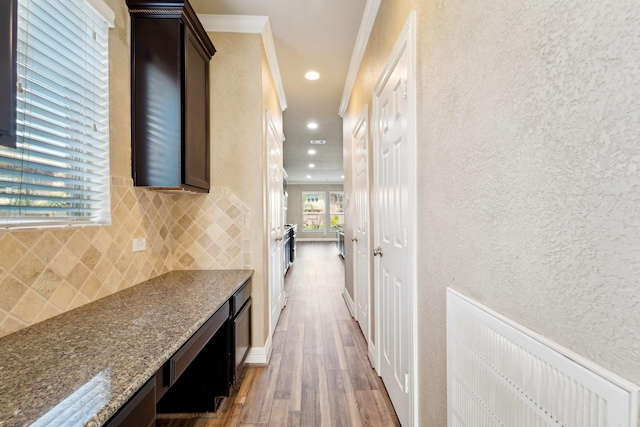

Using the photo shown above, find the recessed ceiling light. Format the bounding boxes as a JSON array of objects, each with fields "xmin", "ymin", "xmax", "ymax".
[
  {"xmin": 306, "ymin": 175, "xmax": 312, "ymax": 179},
  {"xmin": 305, "ymin": 71, "xmax": 320, "ymax": 81},
  {"xmin": 310, "ymin": 140, "xmax": 326, "ymax": 145},
  {"xmin": 341, "ymin": 175, "xmax": 344, "ymax": 179},
  {"xmin": 307, "ymin": 122, "xmax": 318, "ymax": 129},
  {"xmin": 308, "ymin": 149, "xmax": 316, "ymax": 155},
  {"xmin": 308, "ymin": 163, "xmax": 315, "ymax": 168}
]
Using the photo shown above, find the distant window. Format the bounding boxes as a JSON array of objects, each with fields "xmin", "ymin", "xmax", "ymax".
[
  {"xmin": 330, "ymin": 191, "xmax": 344, "ymax": 231},
  {"xmin": 0, "ymin": 0, "xmax": 114, "ymax": 228},
  {"xmin": 302, "ymin": 191, "xmax": 325, "ymax": 231}
]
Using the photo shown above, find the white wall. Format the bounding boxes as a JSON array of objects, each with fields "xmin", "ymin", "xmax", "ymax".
[{"xmin": 345, "ymin": 0, "xmax": 640, "ymax": 424}]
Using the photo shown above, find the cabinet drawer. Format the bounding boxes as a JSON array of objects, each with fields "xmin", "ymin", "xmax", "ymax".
[
  {"xmin": 105, "ymin": 377, "xmax": 155, "ymax": 427},
  {"xmin": 231, "ymin": 279, "xmax": 252, "ymax": 316},
  {"xmin": 170, "ymin": 301, "xmax": 229, "ymax": 385}
]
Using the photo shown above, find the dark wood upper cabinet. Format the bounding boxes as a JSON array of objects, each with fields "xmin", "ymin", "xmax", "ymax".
[
  {"xmin": 126, "ymin": 0, "xmax": 215, "ymax": 192},
  {"xmin": 0, "ymin": 0, "xmax": 17, "ymax": 149}
]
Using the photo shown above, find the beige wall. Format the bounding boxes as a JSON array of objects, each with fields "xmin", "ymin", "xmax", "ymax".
[
  {"xmin": 208, "ymin": 30, "xmax": 285, "ymax": 348},
  {"xmin": 344, "ymin": 0, "xmax": 640, "ymax": 424},
  {"xmin": 287, "ymin": 184, "xmax": 344, "ymax": 240},
  {"xmin": 192, "ymin": 2, "xmax": 285, "ymax": 350},
  {"xmin": 0, "ymin": 1, "xmax": 252, "ymax": 338},
  {"xmin": 209, "ymin": 31, "xmax": 269, "ymax": 350}
]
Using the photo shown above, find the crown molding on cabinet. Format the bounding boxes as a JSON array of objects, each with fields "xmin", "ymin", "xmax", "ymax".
[
  {"xmin": 199, "ymin": 14, "xmax": 288, "ymax": 111},
  {"xmin": 338, "ymin": 0, "xmax": 381, "ymax": 117}
]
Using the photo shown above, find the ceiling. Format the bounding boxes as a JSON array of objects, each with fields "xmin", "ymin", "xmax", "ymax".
[{"xmin": 193, "ymin": 0, "xmax": 367, "ymax": 184}]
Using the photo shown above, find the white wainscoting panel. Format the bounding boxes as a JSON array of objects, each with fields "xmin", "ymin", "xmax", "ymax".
[{"xmin": 447, "ymin": 288, "xmax": 638, "ymax": 427}]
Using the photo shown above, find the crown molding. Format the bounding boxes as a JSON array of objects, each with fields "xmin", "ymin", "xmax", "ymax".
[
  {"xmin": 199, "ymin": 14, "xmax": 287, "ymax": 111},
  {"xmin": 338, "ymin": 0, "xmax": 381, "ymax": 117}
]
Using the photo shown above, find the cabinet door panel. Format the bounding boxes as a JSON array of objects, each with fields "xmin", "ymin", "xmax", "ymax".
[
  {"xmin": 183, "ymin": 29, "xmax": 209, "ymax": 190},
  {"xmin": 232, "ymin": 298, "xmax": 251, "ymax": 386},
  {"xmin": 131, "ymin": 17, "xmax": 181, "ymax": 187}
]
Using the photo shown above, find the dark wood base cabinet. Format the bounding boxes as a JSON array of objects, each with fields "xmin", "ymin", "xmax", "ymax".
[
  {"xmin": 107, "ymin": 279, "xmax": 251, "ymax": 423},
  {"xmin": 157, "ymin": 320, "xmax": 230, "ymax": 413},
  {"xmin": 105, "ymin": 379, "xmax": 156, "ymax": 427},
  {"xmin": 232, "ymin": 298, "xmax": 251, "ymax": 387}
]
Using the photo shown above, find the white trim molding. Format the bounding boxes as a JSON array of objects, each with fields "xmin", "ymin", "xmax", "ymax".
[
  {"xmin": 372, "ymin": 11, "xmax": 417, "ymax": 427},
  {"xmin": 343, "ymin": 289, "xmax": 355, "ymax": 317},
  {"xmin": 199, "ymin": 14, "xmax": 288, "ymax": 111},
  {"xmin": 338, "ymin": 0, "xmax": 381, "ymax": 117},
  {"xmin": 86, "ymin": 0, "xmax": 115, "ymax": 27},
  {"xmin": 296, "ymin": 238, "xmax": 338, "ymax": 242},
  {"xmin": 245, "ymin": 333, "xmax": 273, "ymax": 365}
]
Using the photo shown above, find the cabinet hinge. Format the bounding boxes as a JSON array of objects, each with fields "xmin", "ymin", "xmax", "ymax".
[{"xmin": 404, "ymin": 373, "xmax": 409, "ymax": 393}]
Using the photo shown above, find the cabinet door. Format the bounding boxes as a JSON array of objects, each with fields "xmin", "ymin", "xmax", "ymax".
[
  {"xmin": 183, "ymin": 28, "xmax": 210, "ymax": 190},
  {"xmin": 105, "ymin": 378, "xmax": 155, "ymax": 427},
  {"xmin": 130, "ymin": 17, "xmax": 181, "ymax": 187},
  {"xmin": 0, "ymin": 0, "xmax": 17, "ymax": 148},
  {"xmin": 232, "ymin": 298, "xmax": 251, "ymax": 386}
]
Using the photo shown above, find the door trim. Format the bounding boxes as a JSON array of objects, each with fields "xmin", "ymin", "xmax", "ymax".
[
  {"xmin": 352, "ymin": 104, "xmax": 374, "ymax": 366},
  {"xmin": 266, "ymin": 110, "xmax": 285, "ymax": 339},
  {"xmin": 372, "ymin": 11, "xmax": 417, "ymax": 426}
]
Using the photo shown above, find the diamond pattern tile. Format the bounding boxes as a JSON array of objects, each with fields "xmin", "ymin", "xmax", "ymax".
[{"xmin": 0, "ymin": 180, "xmax": 250, "ymax": 338}]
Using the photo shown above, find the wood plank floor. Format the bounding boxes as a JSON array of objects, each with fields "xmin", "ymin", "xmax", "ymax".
[{"xmin": 157, "ymin": 242, "xmax": 400, "ymax": 427}]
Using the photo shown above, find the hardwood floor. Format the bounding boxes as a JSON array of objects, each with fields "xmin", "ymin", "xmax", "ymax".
[{"xmin": 157, "ymin": 242, "xmax": 400, "ymax": 427}]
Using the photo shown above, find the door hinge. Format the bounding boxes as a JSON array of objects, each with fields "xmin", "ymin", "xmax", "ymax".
[
  {"xmin": 404, "ymin": 228, "xmax": 408, "ymax": 247},
  {"xmin": 403, "ymin": 80, "xmax": 408, "ymax": 100},
  {"xmin": 404, "ymin": 373, "xmax": 409, "ymax": 393}
]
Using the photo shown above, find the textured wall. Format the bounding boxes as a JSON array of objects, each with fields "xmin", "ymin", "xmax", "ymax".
[
  {"xmin": 345, "ymin": 0, "xmax": 640, "ymax": 424},
  {"xmin": 209, "ymin": 30, "xmax": 283, "ymax": 349},
  {"xmin": 0, "ymin": 0, "xmax": 250, "ymax": 338}
]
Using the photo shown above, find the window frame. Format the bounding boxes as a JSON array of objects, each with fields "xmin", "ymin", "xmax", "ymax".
[
  {"xmin": 329, "ymin": 191, "xmax": 344, "ymax": 231},
  {"xmin": 302, "ymin": 191, "xmax": 326, "ymax": 232},
  {"xmin": 0, "ymin": 0, "xmax": 115, "ymax": 229}
]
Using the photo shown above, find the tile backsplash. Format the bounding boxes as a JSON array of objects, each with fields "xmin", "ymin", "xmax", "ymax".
[{"xmin": 0, "ymin": 177, "xmax": 250, "ymax": 338}]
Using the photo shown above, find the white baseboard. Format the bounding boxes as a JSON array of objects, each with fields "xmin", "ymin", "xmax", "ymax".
[
  {"xmin": 343, "ymin": 289, "xmax": 355, "ymax": 318},
  {"xmin": 296, "ymin": 237, "xmax": 338, "ymax": 242},
  {"xmin": 246, "ymin": 333, "xmax": 273, "ymax": 364}
]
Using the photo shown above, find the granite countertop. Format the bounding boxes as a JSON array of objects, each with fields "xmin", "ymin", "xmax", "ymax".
[{"xmin": 0, "ymin": 269, "xmax": 253, "ymax": 427}]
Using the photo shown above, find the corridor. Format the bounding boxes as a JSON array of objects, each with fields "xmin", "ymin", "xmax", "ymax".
[{"xmin": 158, "ymin": 242, "xmax": 400, "ymax": 426}]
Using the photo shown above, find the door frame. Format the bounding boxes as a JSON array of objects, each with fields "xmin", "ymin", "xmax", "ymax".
[
  {"xmin": 372, "ymin": 11, "xmax": 417, "ymax": 426},
  {"xmin": 266, "ymin": 110, "xmax": 285, "ymax": 339},
  {"xmin": 352, "ymin": 104, "xmax": 374, "ymax": 365}
]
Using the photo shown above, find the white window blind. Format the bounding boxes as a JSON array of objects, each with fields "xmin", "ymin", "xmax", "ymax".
[{"xmin": 0, "ymin": 0, "xmax": 112, "ymax": 228}]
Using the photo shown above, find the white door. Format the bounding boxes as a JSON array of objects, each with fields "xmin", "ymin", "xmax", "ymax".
[
  {"xmin": 352, "ymin": 107, "xmax": 372, "ymax": 358},
  {"xmin": 373, "ymin": 14, "xmax": 416, "ymax": 427},
  {"xmin": 267, "ymin": 113, "xmax": 284, "ymax": 337}
]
